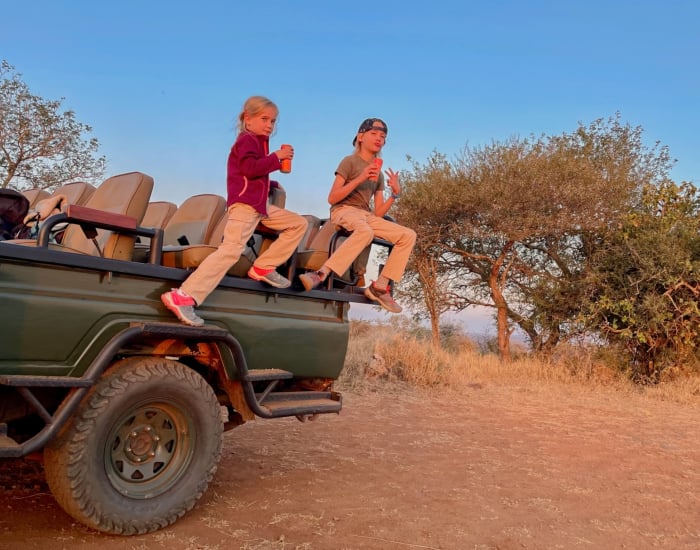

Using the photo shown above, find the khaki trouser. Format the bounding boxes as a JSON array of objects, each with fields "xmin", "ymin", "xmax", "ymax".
[
  {"xmin": 182, "ymin": 203, "xmax": 307, "ymax": 305},
  {"xmin": 325, "ymin": 205, "xmax": 416, "ymax": 283}
]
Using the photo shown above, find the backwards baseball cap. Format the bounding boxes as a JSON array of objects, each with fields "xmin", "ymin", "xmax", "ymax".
[{"xmin": 353, "ymin": 118, "xmax": 388, "ymax": 146}]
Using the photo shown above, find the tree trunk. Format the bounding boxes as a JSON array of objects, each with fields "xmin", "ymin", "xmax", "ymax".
[
  {"xmin": 416, "ymin": 254, "xmax": 443, "ymax": 349},
  {"xmin": 489, "ymin": 243, "xmax": 513, "ymax": 362},
  {"xmin": 494, "ymin": 291, "xmax": 511, "ymax": 361},
  {"xmin": 430, "ymin": 313, "xmax": 441, "ymax": 349}
]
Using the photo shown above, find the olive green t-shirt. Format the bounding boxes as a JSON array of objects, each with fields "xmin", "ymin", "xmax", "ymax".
[{"xmin": 331, "ymin": 153, "xmax": 385, "ymax": 213}]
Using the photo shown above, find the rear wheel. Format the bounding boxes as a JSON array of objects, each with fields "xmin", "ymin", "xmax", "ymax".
[{"xmin": 44, "ymin": 357, "xmax": 223, "ymax": 535}]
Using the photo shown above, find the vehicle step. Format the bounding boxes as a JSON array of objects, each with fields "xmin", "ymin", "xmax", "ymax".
[
  {"xmin": 262, "ymin": 397, "xmax": 341, "ymax": 416},
  {"xmin": 256, "ymin": 391, "xmax": 342, "ymax": 417},
  {"xmin": 245, "ymin": 368, "xmax": 294, "ymax": 382}
]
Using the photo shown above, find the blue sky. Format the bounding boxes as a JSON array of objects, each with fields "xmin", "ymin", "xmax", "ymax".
[{"xmin": 3, "ymin": 0, "xmax": 699, "ymax": 329}]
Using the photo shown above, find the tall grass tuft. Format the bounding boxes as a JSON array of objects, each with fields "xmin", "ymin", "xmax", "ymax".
[{"xmin": 337, "ymin": 320, "xmax": 700, "ymax": 404}]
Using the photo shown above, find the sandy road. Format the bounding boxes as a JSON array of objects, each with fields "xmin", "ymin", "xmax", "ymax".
[{"xmin": 2, "ymin": 383, "xmax": 699, "ymax": 549}]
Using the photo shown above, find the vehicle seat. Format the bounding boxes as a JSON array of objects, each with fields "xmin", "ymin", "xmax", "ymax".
[
  {"xmin": 22, "ymin": 188, "xmax": 50, "ymax": 209},
  {"xmin": 159, "ymin": 194, "xmax": 226, "ymax": 268},
  {"xmin": 18, "ymin": 182, "xmax": 98, "ymax": 240},
  {"xmin": 143, "ymin": 201, "xmax": 177, "ymax": 231},
  {"xmin": 52, "ymin": 181, "xmax": 96, "ymax": 206},
  {"xmin": 295, "ymin": 218, "xmax": 373, "ymax": 288},
  {"xmin": 7, "ymin": 172, "xmax": 154, "ymax": 260},
  {"xmin": 136, "ymin": 201, "xmax": 178, "ymax": 250},
  {"xmin": 160, "ymin": 186, "xmax": 286, "ymax": 273}
]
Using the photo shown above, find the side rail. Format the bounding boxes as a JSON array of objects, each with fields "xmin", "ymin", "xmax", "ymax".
[{"xmin": 37, "ymin": 204, "xmax": 164, "ymax": 264}]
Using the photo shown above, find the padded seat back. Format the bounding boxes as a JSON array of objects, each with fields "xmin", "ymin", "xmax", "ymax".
[
  {"xmin": 17, "ymin": 181, "xmax": 98, "ymax": 241},
  {"xmin": 142, "ymin": 201, "xmax": 177, "ymax": 231},
  {"xmin": 136, "ymin": 201, "xmax": 178, "ymax": 250},
  {"xmin": 22, "ymin": 188, "xmax": 50, "ymax": 209},
  {"xmin": 60, "ymin": 172, "xmax": 154, "ymax": 260},
  {"xmin": 163, "ymin": 194, "xmax": 225, "ymax": 247},
  {"xmin": 160, "ymin": 188, "xmax": 285, "ymax": 272},
  {"xmin": 295, "ymin": 216, "xmax": 330, "ymax": 272},
  {"xmin": 52, "ymin": 181, "xmax": 96, "ymax": 206},
  {"xmin": 296, "ymin": 217, "xmax": 371, "ymax": 284}
]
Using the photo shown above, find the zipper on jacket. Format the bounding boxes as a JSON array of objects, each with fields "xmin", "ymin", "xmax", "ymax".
[{"xmin": 238, "ymin": 176, "xmax": 248, "ymax": 197}]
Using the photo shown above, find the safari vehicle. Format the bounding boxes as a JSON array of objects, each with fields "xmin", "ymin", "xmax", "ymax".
[{"xmin": 0, "ymin": 171, "xmax": 387, "ymax": 535}]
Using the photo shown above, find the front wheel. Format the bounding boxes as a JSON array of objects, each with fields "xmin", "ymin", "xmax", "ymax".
[{"xmin": 44, "ymin": 357, "xmax": 223, "ymax": 535}]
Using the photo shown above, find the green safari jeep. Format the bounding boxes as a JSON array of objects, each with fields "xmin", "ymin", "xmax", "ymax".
[{"xmin": 0, "ymin": 172, "xmax": 383, "ymax": 535}]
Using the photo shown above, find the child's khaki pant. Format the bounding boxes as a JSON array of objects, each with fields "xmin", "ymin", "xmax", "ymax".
[
  {"xmin": 325, "ymin": 205, "xmax": 416, "ymax": 283},
  {"xmin": 182, "ymin": 203, "xmax": 307, "ymax": 305}
]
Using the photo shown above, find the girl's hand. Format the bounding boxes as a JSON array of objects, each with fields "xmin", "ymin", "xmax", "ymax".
[
  {"xmin": 275, "ymin": 146, "xmax": 294, "ymax": 160},
  {"xmin": 386, "ymin": 168, "xmax": 400, "ymax": 194}
]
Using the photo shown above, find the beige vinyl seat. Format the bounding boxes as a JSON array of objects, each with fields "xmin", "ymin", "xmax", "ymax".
[
  {"xmin": 135, "ymin": 201, "xmax": 178, "ymax": 250},
  {"xmin": 8, "ymin": 172, "xmax": 154, "ymax": 261},
  {"xmin": 294, "ymin": 218, "xmax": 371, "ymax": 287},
  {"xmin": 161, "ymin": 186, "xmax": 287, "ymax": 275},
  {"xmin": 20, "ymin": 182, "xmax": 98, "ymax": 239},
  {"xmin": 22, "ymin": 188, "xmax": 51, "ymax": 209},
  {"xmin": 295, "ymin": 217, "xmax": 335, "ymax": 273},
  {"xmin": 295, "ymin": 212, "xmax": 400, "ymax": 289},
  {"xmin": 52, "ymin": 181, "xmax": 96, "ymax": 206},
  {"xmin": 143, "ymin": 201, "xmax": 178, "ymax": 230},
  {"xmin": 159, "ymin": 194, "xmax": 226, "ymax": 268}
]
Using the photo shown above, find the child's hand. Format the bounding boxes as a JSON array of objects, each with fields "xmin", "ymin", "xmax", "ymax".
[
  {"xmin": 386, "ymin": 168, "xmax": 400, "ymax": 194},
  {"xmin": 364, "ymin": 163, "xmax": 380, "ymax": 182},
  {"xmin": 275, "ymin": 146, "xmax": 294, "ymax": 160}
]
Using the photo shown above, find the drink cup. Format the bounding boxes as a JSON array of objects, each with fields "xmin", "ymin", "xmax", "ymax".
[
  {"xmin": 280, "ymin": 144, "xmax": 292, "ymax": 173},
  {"xmin": 370, "ymin": 158, "xmax": 383, "ymax": 181}
]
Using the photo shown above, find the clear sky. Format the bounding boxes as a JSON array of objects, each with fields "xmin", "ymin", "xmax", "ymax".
[{"xmin": 3, "ymin": 0, "xmax": 699, "ymax": 330}]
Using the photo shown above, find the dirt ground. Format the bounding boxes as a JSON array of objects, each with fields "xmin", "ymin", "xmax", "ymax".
[{"xmin": 1, "ymin": 382, "xmax": 699, "ymax": 550}]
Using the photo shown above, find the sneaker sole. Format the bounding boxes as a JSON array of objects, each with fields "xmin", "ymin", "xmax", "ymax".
[
  {"xmin": 160, "ymin": 294, "xmax": 205, "ymax": 327},
  {"xmin": 248, "ymin": 269, "xmax": 291, "ymax": 289}
]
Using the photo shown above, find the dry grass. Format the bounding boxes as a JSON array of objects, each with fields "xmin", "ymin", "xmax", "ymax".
[{"xmin": 338, "ymin": 319, "xmax": 700, "ymax": 405}]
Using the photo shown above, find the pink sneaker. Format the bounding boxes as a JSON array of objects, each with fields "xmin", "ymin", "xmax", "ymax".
[{"xmin": 161, "ymin": 288, "xmax": 204, "ymax": 326}]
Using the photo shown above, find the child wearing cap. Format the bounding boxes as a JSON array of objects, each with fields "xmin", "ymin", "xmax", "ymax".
[{"xmin": 299, "ymin": 118, "xmax": 416, "ymax": 313}]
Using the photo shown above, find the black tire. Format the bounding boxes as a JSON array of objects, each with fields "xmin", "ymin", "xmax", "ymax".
[{"xmin": 44, "ymin": 357, "xmax": 223, "ymax": 535}]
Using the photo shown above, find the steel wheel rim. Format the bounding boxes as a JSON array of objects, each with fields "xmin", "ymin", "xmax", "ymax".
[{"xmin": 104, "ymin": 400, "xmax": 195, "ymax": 499}]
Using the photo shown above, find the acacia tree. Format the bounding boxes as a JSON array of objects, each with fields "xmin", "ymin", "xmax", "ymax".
[
  {"xmin": 398, "ymin": 153, "xmax": 470, "ymax": 348},
  {"xmin": 0, "ymin": 60, "xmax": 105, "ymax": 190},
  {"xmin": 585, "ymin": 181, "xmax": 700, "ymax": 381},
  {"xmin": 398, "ymin": 115, "xmax": 673, "ymax": 360}
]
